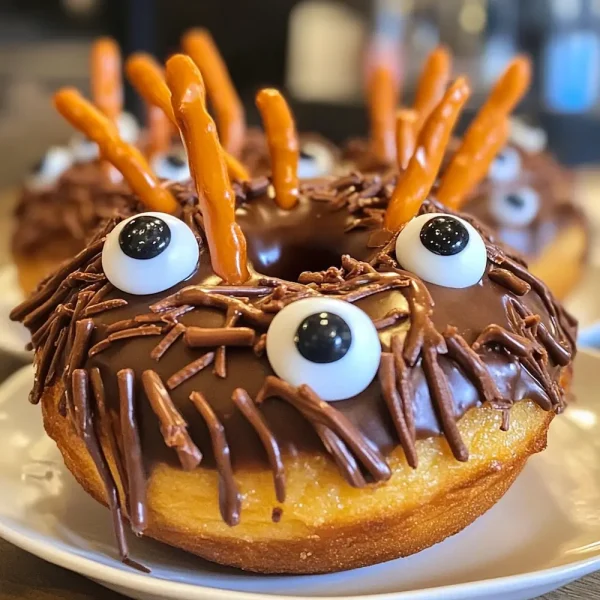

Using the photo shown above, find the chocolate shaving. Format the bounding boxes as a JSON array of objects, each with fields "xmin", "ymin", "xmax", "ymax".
[
  {"xmin": 189, "ymin": 391, "xmax": 241, "ymax": 526},
  {"xmin": 90, "ymin": 368, "xmax": 128, "ymax": 511},
  {"xmin": 473, "ymin": 324, "xmax": 544, "ymax": 359},
  {"xmin": 391, "ymin": 336, "xmax": 415, "ymax": 440},
  {"xmin": 184, "ymin": 327, "xmax": 256, "ymax": 348},
  {"xmin": 10, "ymin": 239, "xmax": 104, "ymax": 322},
  {"xmin": 422, "ymin": 344, "xmax": 469, "ymax": 462},
  {"xmin": 72, "ymin": 370, "xmax": 148, "ymax": 572},
  {"xmin": 65, "ymin": 318, "xmax": 95, "ymax": 419},
  {"xmin": 150, "ymin": 323, "xmax": 186, "ymax": 361},
  {"xmin": 45, "ymin": 328, "xmax": 67, "ymax": 386},
  {"xmin": 378, "ymin": 354, "xmax": 417, "ymax": 468},
  {"xmin": 167, "ymin": 352, "xmax": 215, "ymax": 390},
  {"xmin": 141, "ymin": 371, "xmax": 202, "ymax": 470},
  {"xmin": 214, "ymin": 309, "xmax": 241, "ymax": 378},
  {"xmin": 232, "ymin": 389, "xmax": 285, "ymax": 502},
  {"xmin": 373, "ymin": 308, "xmax": 409, "ymax": 330},
  {"xmin": 117, "ymin": 369, "xmax": 147, "ymax": 535},
  {"xmin": 152, "ymin": 287, "xmax": 272, "ymax": 328},
  {"xmin": 489, "ymin": 268, "xmax": 531, "ymax": 296},
  {"xmin": 108, "ymin": 325, "xmax": 163, "ymax": 342},
  {"xmin": 257, "ymin": 376, "xmax": 391, "ymax": 483},
  {"xmin": 444, "ymin": 326, "xmax": 502, "ymax": 404},
  {"xmin": 315, "ymin": 424, "xmax": 367, "ymax": 487},
  {"xmin": 88, "ymin": 339, "xmax": 112, "ymax": 357},
  {"xmin": 88, "ymin": 282, "xmax": 115, "ymax": 306},
  {"xmin": 253, "ymin": 333, "xmax": 267, "ymax": 357},
  {"xmin": 83, "ymin": 299, "xmax": 129, "ymax": 317}
]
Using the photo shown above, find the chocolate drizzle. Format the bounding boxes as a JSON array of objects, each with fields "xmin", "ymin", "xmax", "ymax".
[{"xmin": 11, "ymin": 176, "xmax": 577, "ymax": 570}]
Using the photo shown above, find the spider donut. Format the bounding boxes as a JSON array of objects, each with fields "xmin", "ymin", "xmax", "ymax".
[{"xmin": 11, "ymin": 55, "xmax": 576, "ymax": 575}]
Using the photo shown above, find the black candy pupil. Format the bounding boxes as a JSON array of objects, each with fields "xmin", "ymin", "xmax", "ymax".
[
  {"xmin": 506, "ymin": 193, "xmax": 525, "ymax": 209},
  {"xmin": 295, "ymin": 312, "xmax": 352, "ymax": 364},
  {"xmin": 300, "ymin": 150, "xmax": 314, "ymax": 160},
  {"xmin": 419, "ymin": 216, "xmax": 469, "ymax": 257},
  {"xmin": 166, "ymin": 154, "xmax": 186, "ymax": 168},
  {"xmin": 119, "ymin": 216, "xmax": 171, "ymax": 260}
]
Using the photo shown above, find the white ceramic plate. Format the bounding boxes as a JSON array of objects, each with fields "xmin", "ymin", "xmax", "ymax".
[
  {"xmin": 0, "ymin": 354, "xmax": 599, "ymax": 600},
  {"xmin": 0, "ymin": 264, "xmax": 32, "ymax": 360}
]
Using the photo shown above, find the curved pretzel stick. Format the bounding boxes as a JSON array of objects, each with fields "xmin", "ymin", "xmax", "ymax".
[
  {"xmin": 147, "ymin": 105, "xmax": 173, "ymax": 158},
  {"xmin": 182, "ymin": 29, "xmax": 246, "ymax": 157},
  {"xmin": 255, "ymin": 89, "xmax": 299, "ymax": 210},
  {"xmin": 125, "ymin": 52, "xmax": 249, "ymax": 182},
  {"xmin": 166, "ymin": 54, "xmax": 249, "ymax": 284},
  {"xmin": 412, "ymin": 46, "xmax": 452, "ymax": 136},
  {"xmin": 437, "ymin": 119, "xmax": 510, "ymax": 209},
  {"xmin": 54, "ymin": 88, "xmax": 178, "ymax": 214},
  {"xmin": 91, "ymin": 37, "xmax": 123, "ymax": 122},
  {"xmin": 384, "ymin": 77, "xmax": 471, "ymax": 231},
  {"xmin": 436, "ymin": 56, "xmax": 531, "ymax": 209},
  {"xmin": 368, "ymin": 65, "xmax": 398, "ymax": 163},
  {"xmin": 396, "ymin": 108, "xmax": 417, "ymax": 171}
]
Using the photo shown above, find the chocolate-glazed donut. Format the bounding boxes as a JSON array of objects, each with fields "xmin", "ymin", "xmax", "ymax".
[
  {"xmin": 12, "ymin": 57, "xmax": 576, "ymax": 575},
  {"xmin": 463, "ymin": 123, "xmax": 588, "ymax": 299}
]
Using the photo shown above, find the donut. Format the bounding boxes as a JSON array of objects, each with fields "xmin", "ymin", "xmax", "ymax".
[
  {"xmin": 342, "ymin": 48, "xmax": 588, "ymax": 298},
  {"xmin": 11, "ymin": 56, "xmax": 576, "ymax": 575},
  {"xmin": 12, "ymin": 33, "xmax": 338, "ymax": 296},
  {"xmin": 463, "ymin": 119, "xmax": 587, "ymax": 299}
]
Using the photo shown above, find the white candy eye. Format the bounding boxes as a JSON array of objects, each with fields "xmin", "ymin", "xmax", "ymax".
[
  {"xmin": 70, "ymin": 134, "xmax": 99, "ymax": 162},
  {"xmin": 117, "ymin": 112, "xmax": 140, "ymax": 144},
  {"xmin": 102, "ymin": 212, "xmax": 199, "ymax": 295},
  {"xmin": 298, "ymin": 141, "xmax": 335, "ymax": 179},
  {"xmin": 26, "ymin": 146, "xmax": 74, "ymax": 190},
  {"xmin": 266, "ymin": 298, "xmax": 381, "ymax": 401},
  {"xmin": 488, "ymin": 146, "xmax": 521, "ymax": 183},
  {"xmin": 151, "ymin": 147, "xmax": 190, "ymax": 182},
  {"xmin": 395, "ymin": 213, "xmax": 487, "ymax": 289},
  {"xmin": 70, "ymin": 112, "xmax": 139, "ymax": 162},
  {"xmin": 489, "ymin": 187, "xmax": 540, "ymax": 227}
]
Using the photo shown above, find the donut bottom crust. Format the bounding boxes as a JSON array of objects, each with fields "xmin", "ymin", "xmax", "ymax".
[
  {"xmin": 42, "ymin": 384, "xmax": 553, "ymax": 574},
  {"xmin": 529, "ymin": 221, "xmax": 588, "ymax": 301}
]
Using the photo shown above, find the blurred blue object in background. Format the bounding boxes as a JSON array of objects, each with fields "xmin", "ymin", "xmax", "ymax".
[{"xmin": 543, "ymin": 30, "xmax": 600, "ymax": 113}]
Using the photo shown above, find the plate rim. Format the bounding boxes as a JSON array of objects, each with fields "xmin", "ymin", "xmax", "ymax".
[{"xmin": 0, "ymin": 359, "xmax": 599, "ymax": 600}]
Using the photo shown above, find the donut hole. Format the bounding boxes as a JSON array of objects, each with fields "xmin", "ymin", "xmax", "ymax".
[{"xmin": 248, "ymin": 240, "xmax": 345, "ymax": 280}]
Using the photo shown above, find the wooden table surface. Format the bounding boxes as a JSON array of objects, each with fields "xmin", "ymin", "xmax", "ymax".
[{"xmin": 0, "ymin": 181, "xmax": 599, "ymax": 600}]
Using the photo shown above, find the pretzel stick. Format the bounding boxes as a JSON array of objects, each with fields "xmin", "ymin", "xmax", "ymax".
[
  {"xmin": 126, "ymin": 53, "xmax": 249, "ymax": 182},
  {"xmin": 182, "ymin": 29, "xmax": 246, "ymax": 157},
  {"xmin": 437, "ymin": 56, "xmax": 531, "ymax": 209},
  {"xmin": 256, "ymin": 89, "xmax": 299, "ymax": 210},
  {"xmin": 368, "ymin": 65, "xmax": 398, "ymax": 164},
  {"xmin": 91, "ymin": 37, "xmax": 123, "ymax": 122},
  {"xmin": 384, "ymin": 77, "xmax": 471, "ymax": 231},
  {"xmin": 54, "ymin": 88, "xmax": 178, "ymax": 214},
  {"xmin": 166, "ymin": 54, "xmax": 249, "ymax": 284},
  {"xmin": 412, "ymin": 46, "xmax": 452, "ymax": 136},
  {"xmin": 396, "ymin": 108, "xmax": 417, "ymax": 171}
]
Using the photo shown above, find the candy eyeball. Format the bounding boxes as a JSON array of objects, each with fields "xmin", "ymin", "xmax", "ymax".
[
  {"xmin": 488, "ymin": 146, "xmax": 521, "ymax": 183},
  {"xmin": 117, "ymin": 112, "xmax": 140, "ymax": 145},
  {"xmin": 151, "ymin": 147, "xmax": 190, "ymax": 182},
  {"xmin": 509, "ymin": 117, "xmax": 547, "ymax": 154},
  {"xmin": 102, "ymin": 212, "xmax": 199, "ymax": 295},
  {"xmin": 395, "ymin": 213, "xmax": 487, "ymax": 288},
  {"xmin": 298, "ymin": 141, "xmax": 335, "ymax": 179},
  {"xmin": 489, "ymin": 187, "xmax": 540, "ymax": 228},
  {"xmin": 26, "ymin": 146, "xmax": 74, "ymax": 191},
  {"xmin": 70, "ymin": 134, "xmax": 99, "ymax": 162},
  {"xmin": 71, "ymin": 112, "xmax": 140, "ymax": 162},
  {"xmin": 266, "ymin": 298, "xmax": 381, "ymax": 401}
]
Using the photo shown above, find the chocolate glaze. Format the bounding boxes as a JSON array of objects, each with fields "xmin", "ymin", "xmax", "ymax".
[{"xmin": 12, "ymin": 173, "xmax": 576, "ymax": 554}]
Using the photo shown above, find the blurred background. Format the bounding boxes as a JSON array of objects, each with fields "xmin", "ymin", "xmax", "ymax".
[{"xmin": 3, "ymin": 0, "xmax": 600, "ymax": 188}]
